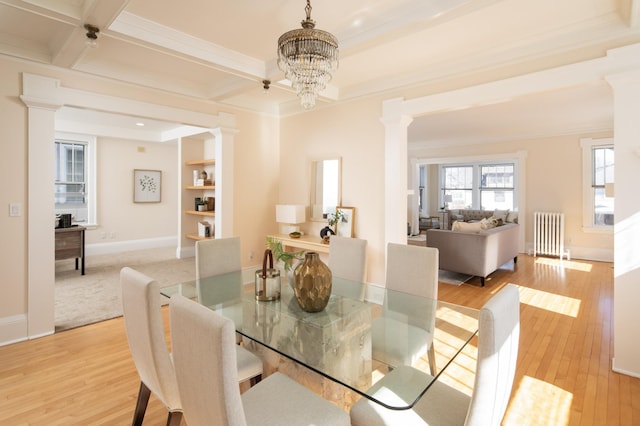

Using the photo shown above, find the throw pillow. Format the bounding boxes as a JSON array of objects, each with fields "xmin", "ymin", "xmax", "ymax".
[
  {"xmin": 494, "ymin": 209, "xmax": 509, "ymax": 222},
  {"xmin": 480, "ymin": 217, "xmax": 498, "ymax": 230},
  {"xmin": 506, "ymin": 211, "xmax": 518, "ymax": 223},
  {"xmin": 452, "ymin": 220, "xmax": 483, "ymax": 233}
]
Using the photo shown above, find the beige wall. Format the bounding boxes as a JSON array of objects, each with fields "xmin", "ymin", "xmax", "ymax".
[
  {"xmin": 86, "ymin": 137, "xmax": 179, "ymax": 246},
  {"xmin": 232, "ymin": 111, "xmax": 281, "ymax": 266},
  {"xmin": 0, "ymin": 56, "xmax": 280, "ymax": 338},
  {"xmin": 0, "ymin": 61, "xmax": 28, "ymax": 317},
  {"xmin": 280, "ymin": 98, "xmax": 388, "ymax": 285}
]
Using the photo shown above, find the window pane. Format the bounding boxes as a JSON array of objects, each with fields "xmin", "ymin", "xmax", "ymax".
[
  {"xmin": 591, "ymin": 146, "xmax": 614, "ymax": 226},
  {"xmin": 594, "ymin": 187, "xmax": 614, "ymax": 225},
  {"xmin": 481, "ymin": 164, "xmax": 514, "ymax": 189},
  {"xmin": 444, "ymin": 189, "xmax": 472, "ymax": 209},
  {"xmin": 55, "ymin": 140, "xmax": 88, "ymax": 222},
  {"xmin": 481, "ymin": 190, "xmax": 513, "ymax": 211},
  {"xmin": 593, "ymin": 146, "xmax": 613, "ymax": 186},
  {"xmin": 443, "ymin": 166, "xmax": 473, "ymax": 189}
]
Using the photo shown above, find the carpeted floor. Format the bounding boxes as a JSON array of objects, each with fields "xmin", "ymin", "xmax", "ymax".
[{"xmin": 54, "ymin": 246, "xmax": 195, "ymax": 332}]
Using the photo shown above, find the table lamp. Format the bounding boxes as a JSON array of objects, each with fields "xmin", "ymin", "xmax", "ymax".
[{"xmin": 276, "ymin": 204, "xmax": 306, "ymax": 235}]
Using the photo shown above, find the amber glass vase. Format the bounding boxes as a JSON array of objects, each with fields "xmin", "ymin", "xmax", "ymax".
[{"xmin": 293, "ymin": 252, "xmax": 332, "ymax": 312}]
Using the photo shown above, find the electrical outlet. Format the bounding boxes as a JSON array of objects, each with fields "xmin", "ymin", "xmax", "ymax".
[{"xmin": 110, "ymin": 232, "xmax": 116, "ymax": 239}]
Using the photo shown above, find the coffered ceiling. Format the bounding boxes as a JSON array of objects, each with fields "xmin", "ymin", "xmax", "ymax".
[{"xmin": 2, "ymin": 0, "xmax": 639, "ymax": 143}]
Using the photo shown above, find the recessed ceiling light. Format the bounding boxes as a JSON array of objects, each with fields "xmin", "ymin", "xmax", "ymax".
[{"xmin": 136, "ymin": 122, "xmax": 145, "ymax": 127}]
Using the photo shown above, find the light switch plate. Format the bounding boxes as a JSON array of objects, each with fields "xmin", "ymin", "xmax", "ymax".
[{"xmin": 9, "ymin": 203, "xmax": 21, "ymax": 217}]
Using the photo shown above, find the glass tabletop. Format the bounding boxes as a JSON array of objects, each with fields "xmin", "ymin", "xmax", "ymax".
[{"xmin": 161, "ymin": 272, "xmax": 478, "ymax": 410}]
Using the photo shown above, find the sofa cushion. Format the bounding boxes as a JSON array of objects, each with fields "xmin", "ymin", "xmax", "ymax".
[{"xmin": 493, "ymin": 209, "xmax": 509, "ymax": 222}]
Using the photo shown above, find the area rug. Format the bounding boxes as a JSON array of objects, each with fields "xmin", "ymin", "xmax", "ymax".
[
  {"xmin": 438, "ymin": 270, "xmax": 473, "ymax": 286},
  {"xmin": 407, "ymin": 234, "xmax": 427, "ymax": 246},
  {"xmin": 55, "ymin": 247, "xmax": 195, "ymax": 332}
]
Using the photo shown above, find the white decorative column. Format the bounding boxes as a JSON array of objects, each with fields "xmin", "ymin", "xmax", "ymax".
[
  {"xmin": 381, "ymin": 98, "xmax": 413, "ymax": 247},
  {"xmin": 606, "ymin": 60, "xmax": 640, "ymax": 378},
  {"xmin": 20, "ymin": 74, "xmax": 62, "ymax": 338},
  {"xmin": 212, "ymin": 119, "xmax": 238, "ymax": 238}
]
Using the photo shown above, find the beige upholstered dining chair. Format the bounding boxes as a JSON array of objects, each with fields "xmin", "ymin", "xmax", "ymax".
[
  {"xmin": 196, "ymin": 236, "xmax": 242, "ymax": 279},
  {"xmin": 371, "ymin": 242, "xmax": 439, "ymax": 375},
  {"xmin": 196, "ymin": 236, "xmax": 244, "ymax": 344},
  {"xmin": 170, "ymin": 294, "xmax": 351, "ymax": 426},
  {"xmin": 329, "ymin": 235, "xmax": 367, "ymax": 300},
  {"xmin": 120, "ymin": 267, "xmax": 263, "ymax": 426},
  {"xmin": 120, "ymin": 267, "xmax": 183, "ymax": 426},
  {"xmin": 350, "ymin": 284, "xmax": 521, "ymax": 426}
]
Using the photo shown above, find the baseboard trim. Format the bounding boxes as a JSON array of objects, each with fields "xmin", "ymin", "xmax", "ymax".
[
  {"xmin": 525, "ymin": 243, "xmax": 613, "ymax": 262},
  {"xmin": 86, "ymin": 236, "xmax": 177, "ymax": 256},
  {"xmin": 612, "ymin": 358, "xmax": 640, "ymax": 379},
  {"xmin": 0, "ymin": 314, "xmax": 28, "ymax": 347}
]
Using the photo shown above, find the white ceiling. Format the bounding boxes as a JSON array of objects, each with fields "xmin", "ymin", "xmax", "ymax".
[{"xmin": 2, "ymin": 0, "xmax": 639, "ymax": 144}]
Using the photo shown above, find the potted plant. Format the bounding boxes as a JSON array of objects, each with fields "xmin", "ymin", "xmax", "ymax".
[
  {"xmin": 320, "ymin": 209, "xmax": 344, "ymax": 241},
  {"xmin": 265, "ymin": 236, "xmax": 304, "ymax": 272}
]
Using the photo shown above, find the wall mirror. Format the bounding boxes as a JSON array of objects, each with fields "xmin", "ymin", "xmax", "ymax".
[{"xmin": 310, "ymin": 158, "xmax": 341, "ymax": 221}]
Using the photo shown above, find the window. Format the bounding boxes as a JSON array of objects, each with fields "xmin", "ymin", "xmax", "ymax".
[
  {"xmin": 480, "ymin": 164, "xmax": 514, "ymax": 211},
  {"xmin": 55, "ymin": 133, "xmax": 96, "ymax": 225},
  {"xmin": 441, "ymin": 162, "xmax": 516, "ymax": 211},
  {"xmin": 581, "ymin": 138, "xmax": 613, "ymax": 230},
  {"xmin": 442, "ymin": 166, "xmax": 473, "ymax": 209}
]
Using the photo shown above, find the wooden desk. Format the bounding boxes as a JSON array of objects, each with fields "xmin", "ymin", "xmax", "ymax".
[
  {"xmin": 267, "ymin": 234, "xmax": 330, "ymax": 254},
  {"xmin": 55, "ymin": 226, "xmax": 86, "ymax": 275}
]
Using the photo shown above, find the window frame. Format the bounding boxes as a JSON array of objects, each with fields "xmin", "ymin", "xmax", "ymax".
[
  {"xmin": 55, "ymin": 132, "xmax": 97, "ymax": 227},
  {"xmin": 581, "ymin": 137, "xmax": 614, "ymax": 233},
  {"xmin": 439, "ymin": 160, "xmax": 517, "ymax": 211}
]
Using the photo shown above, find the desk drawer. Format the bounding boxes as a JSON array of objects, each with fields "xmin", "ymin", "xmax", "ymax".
[{"xmin": 55, "ymin": 231, "xmax": 81, "ymax": 260}]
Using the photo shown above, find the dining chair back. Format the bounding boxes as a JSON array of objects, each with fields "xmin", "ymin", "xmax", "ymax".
[
  {"xmin": 372, "ymin": 243, "xmax": 439, "ymax": 374},
  {"xmin": 196, "ymin": 236, "xmax": 241, "ymax": 279},
  {"xmin": 170, "ymin": 294, "xmax": 351, "ymax": 426},
  {"xmin": 385, "ymin": 242, "xmax": 438, "ymax": 299},
  {"xmin": 196, "ymin": 236, "xmax": 244, "ymax": 344},
  {"xmin": 120, "ymin": 267, "xmax": 182, "ymax": 426},
  {"xmin": 329, "ymin": 235, "xmax": 367, "ymax": 300},
  {"xmin": 350, "ymin": 284, "xmax": 521, "ymax": 426},
  {"xmin": 464, "ymin": 283, "xmax": 520, "ymax": 426}
]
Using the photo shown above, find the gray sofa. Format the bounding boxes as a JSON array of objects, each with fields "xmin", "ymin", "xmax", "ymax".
[{"xmin": 426, "ymin": 223, "xmax": 519, "ymax": 286}]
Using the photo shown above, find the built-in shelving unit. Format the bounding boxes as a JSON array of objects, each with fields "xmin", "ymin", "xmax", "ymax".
[{"xmin": 182, "ymin": 154, "xmax": 215, "ymax": 243}]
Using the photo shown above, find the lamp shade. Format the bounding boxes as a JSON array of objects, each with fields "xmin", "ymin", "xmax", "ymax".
[
  {"xmin": 605, "ymin": 183, "xmax": 614, "ymax": 198},
  {"xmin": 276, "ymin": 205, "xmax": 306, "ymax": 224}
]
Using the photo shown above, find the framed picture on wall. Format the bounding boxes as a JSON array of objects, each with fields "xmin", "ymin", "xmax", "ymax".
[
  {"xmin": 336, "ymin": 206, "xmax": 355, "ymax": 237},
  {"xmin": 134, "ymin": 169, "xmax": 162, "ymax": 203}
]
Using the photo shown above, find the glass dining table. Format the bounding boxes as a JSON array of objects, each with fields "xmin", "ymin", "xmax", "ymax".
[{"xmin": 161, "ymin": 272, "xmax": 478, "ymax": 410}]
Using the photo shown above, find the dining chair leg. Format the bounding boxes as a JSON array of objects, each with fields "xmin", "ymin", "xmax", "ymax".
[
  {"xmin": 166, "ymin": 411, "xmax": 183, "ymax": 426},
  {"xmin": 132, "ymin": 381, "xmax": 151, "ymax": 426},
  {"xmin": 249, "ymin": 374, "xmax": 262, "ymax": 387},
  {"xmin": 428, "ymin": 345, "xmax": 436, "ymax": 376}
]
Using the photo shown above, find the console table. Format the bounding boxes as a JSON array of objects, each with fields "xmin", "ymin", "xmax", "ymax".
[
  {"xmin": 267, "ymin": 234, "xmax": 330, "ymax": 254},
  {"xmin": 55, "ymin": 226, "xmax": 86, "ymax": 275}
]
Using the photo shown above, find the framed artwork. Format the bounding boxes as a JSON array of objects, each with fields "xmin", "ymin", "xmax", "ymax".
[
  {"xmin": 134, "ymin": 169, "xmax": 162, "ymax": 203},
  {"xmin": 336, "ymin": 206, "xmax": 355, "ymax": 237}
]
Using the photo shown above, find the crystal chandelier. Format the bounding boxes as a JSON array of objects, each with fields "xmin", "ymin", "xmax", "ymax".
[{"xmin": 277, "ymin": 0, "xmax": 339, "ymax": 109}]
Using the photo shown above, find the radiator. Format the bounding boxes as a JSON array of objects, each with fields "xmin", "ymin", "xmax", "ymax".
[{"xmin": 533, "ymin": 212, "xmax": 568, "ymax": 260}]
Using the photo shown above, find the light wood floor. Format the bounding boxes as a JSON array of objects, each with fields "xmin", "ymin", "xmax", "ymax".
[{"xmin": 1, "ymin": 255, "xmax": 638, "ymax": 425}]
